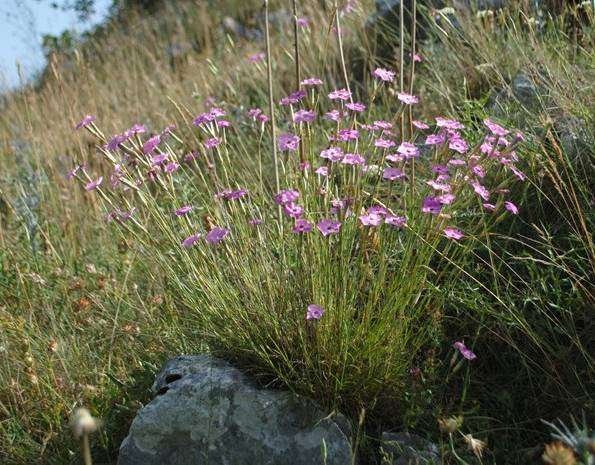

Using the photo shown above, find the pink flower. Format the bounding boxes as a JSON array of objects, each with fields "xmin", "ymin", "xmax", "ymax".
[
  {"xmin": 247, "ymin": 108, "xmax": 269, "ymax": 124},
  {"xmin": 126, "ymin": 123, "xmax": 146, "ymax": 136},
  {"xmin": 425, "ymin": 134, "xmax": 446, "ymax": 145},
  {"xmin": 342, "ymin": 153, "xmax": 365, "ymax": 165},
  {"xmin": 306, "ymin": 304, "xmax": 324, "ymax": 320},
  {"xmin": 422, "ymin": 197, "xmax": 442, "ymax": 215},
  {"xmin": 143, "ymin": 135, "xmax": 161, "ymax": 154},
  {"xmin": 161, "ymin": 124, "xmax": 177, "ymax": 136},
  {"xmin": 336, "ymin": 129, "xmax": 359, "ymax": 141},
  {"xmin": 328, "ymin": 88, "xmax": 351, "ymax": 100},
  {"xmin": 413, "ymin": 120, "xmax": 430, "ymax": 130},
  {"xmin": 448, "ymin": 158, "xmax": 466, "ymax": 166},
  {"xmin": 85, "ymin": 177, "xmax": 103, "ymax": 191},
  {"xmin": 184, "ymin": 151, "xmax": 199, "ymax": 163},
  {"xmin": 275, "ymin": 189, "xmax": 300, "ymax": 205},
  {"xmin": 372, "ymin": 67, "xmax": 396, "ymax": 82},
  {"xmin": 217, "ymin": 120, "xmax": 231, "ymax": 128},
  {"xmin": 67, "ymin": 164, "xmax": 83, "ymax": 180},
  {"xmin": 320, "ymin": 147, "xmax": 344, "ymax": 162},
  {"xmin": 437, "ymin": 193, "xmax": 456, "ymax": 205},
  {"xmin": 375, "ymin": 138, "xmax": 396, "ymax": 149},
  {"xmin": 301, "ymin": 77, "xmax": 323, "ymax": 86},
  {"xmin": 206, "ymin": 227, "xmax": 229, "ymax": 244},
  {"xmin": 293, "ymin": 109, "xmax": 316, "ymax": 123},
  {"xmin": 193, "ymin": 113, "xmax": 213, "ymax": 127},
  {"xmin": 249, "ymin": 218, "xmax": 263, "ymax": 226},
  {"xmin": 330, "ymin": 198, "xmax": 352, "ymax": 215},
  {"xmin": 151, "ymin": 153, "xmax": 168, "ymax": 166},
  {"xmin": 181, "ymin": 233, "xmax": 201, "ymax": 248},
  {"xmin": 432, "ymin": 164, "xmax": 449, "ymax": 175},
  {"xmin": 397, "ymin": 141, "xmax": 420, "ymax": 158},
  {"xmin": 453, "ymin": 341, "xmax": 477, "ymax": 360},
  {"xmin": 411, "ymin": 53, "xmax": 422, "ymax": 62},
  {"xmin": 436, "ymin": 117, "xmax": 464, "ymax": 130},
  {"xmin": 324, "ymin": 109, "xmax": 343, "ymax": 122},
  {"xmin": 293, "ymin": 218, "xmax": 313, "ymax": 233},
  {"xmin": 397, "ymin": 92, "xmax": 419, "ymax": 105},
  {"xmin": 299, "ymin": 162, "xmax": 310, "ymax": 171},
  {"xmin": 106, "ymin": 133, "xmax": 128, "ymax": 151},
  {"xmin": 510, "ymin": 165, "xmax": 526, "ymax": 181},
  {"xmin": 386, "ymin": 153, "xmax": 404, "ymax": 162},
  {"xmin": 315, "ymin": 166, "xmax": 329, "ymax": 176},
  {"xmin": 359, "ymin": 212, "xmax": 383, "ymax": 226},
  {"xmin": 283, "ymin": 203, "xmax": 304, "ymax": 219},
  {"xmin": 204, "ymin": 137, "xmax": 221, "ymax": 149},
  {"xmin": 383, "ymin": 167, "xmax": 405, "ymax": 181},
  {"xmin": 480, "ymin": 138, "xmax": 498, "ymax": 155},
  {"xmin": 317, "ymin": 219, "xmax": 341, "ymax": 236},
  {"xmin": 248, "ymin": 52, "xmax": 265, "ymax": 63},
  {"xmin": 346, "ymin": 102, "xmax": 366, "ymax": 112},
  {"xmin": 373, "ymin": 120, "xmax": 393, "ymax": 130},
  {"xmin": 449, "ymin": 137, "xmax": 469, "ymax": 154},
  {"xmin": 444, "ymin": 227, "xmax": 463, "ymax": 240},
  {"xmin": 471, "ymin": 165, "xmax": 486, "ymax": 178},
  {"xmin": 280, "ymin": 90, "xmax": 306, "ymax": 106},
  {"xmin": 385, "ymin": 215, "xmax": 406, "ymax": 228},
  {"xmin": 296, "ymin": 17, "xmax": 309, "ymax": 27},
  {"xmin": 164, "ymin": 161, "xmax": 180, "ymax": 173},
  {"xmin": 175, "ymin": 205, "xmax": 193, "ymax": 216},
  {"xmin": 217, "ymin": 189, "xmax": 248, "ymax": 200},
  {"xmin": 471, "ymin": 181, "xmax": 490, "ymax": 201},
  {"xmin": 278, "ymin": 133, "xmax": 300, "ymax": 152},
  {"xmin": 75, "ymin": 115, "xmax": 96, "ymax": 130},
  {"xmin": 427, "ymin": 180, "xmax": 451, "ymax": 192},
  {"xmin": 107, "ymin": 208, "xmax": 136, "ymax": 223},
  {"xmin": 484, "ymin": 118, "xmax": 509, "ymax": 137},
  {"xmin": 504, "ymin": 201, "xmax": 519, "ymax": 214},
  {"xmin": 483, "ymin": 203, "xmax": 496, "ymax": 211},
  {"xmin": 368, "ymin": 205, "xmax": 387, "ymax": 216}
]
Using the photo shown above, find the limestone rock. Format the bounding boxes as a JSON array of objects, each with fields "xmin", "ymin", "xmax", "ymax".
[{"xmin": 118, "ymin": 355, "xmax": 352, "ymax": 465}]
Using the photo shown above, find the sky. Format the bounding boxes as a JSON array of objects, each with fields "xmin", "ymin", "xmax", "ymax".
[{"xmin": 0, "ymin": 0, "xmax": 112, "ymax": 90}]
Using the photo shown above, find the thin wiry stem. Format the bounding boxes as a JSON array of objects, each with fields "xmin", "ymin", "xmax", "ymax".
[
  {"xmin": 334, "ymin": 2, "xmax": 353, "ymax": 104},
  {"xmin": 399, "ymin": 0, "xmax": 405, "ymax": 137},
  {"xmin": 264, "ymin": 0, "xmax": 281, "ymax": 218},
  {"xmin": 293, "ymin": 0, "xmax": 307, "ymax": 165},
  {"xmin": 82, "ymin": 434, "xmax": 93, "ymax": 465},
  {"xmin": 408, "ymin": 0, "xmax": 417, "ymax": 137},
  {"xmin": 292, "ymin": 0, "xmax": 301, "ymax": 89}
]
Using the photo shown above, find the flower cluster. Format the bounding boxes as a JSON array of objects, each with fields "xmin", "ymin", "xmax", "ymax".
[{"xmin": 71, "ymin": 73, "xmax": 525, "ymax": 331}]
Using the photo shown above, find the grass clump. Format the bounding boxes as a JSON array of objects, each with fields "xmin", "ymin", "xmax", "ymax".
[{"xmin": 0, "ymin": 1, "xmax": 593, "ymax": 464}]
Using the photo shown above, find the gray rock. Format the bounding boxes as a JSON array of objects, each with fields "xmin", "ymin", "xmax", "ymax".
[
  {"xmin": 380, "ymin": 432, "xmax": 441, "ymax": 465},
  {"xmin": 489, "ymin": 71, "xmax": 544, "ymax": 115},
  {"xmin": 553, "ymin": 115, "xmax": 593, "ymax": 165},
  {"xmin": 511, "ymin": 73, "xmax": 542, "ymax": 107},
  {"xmin": 118, "ymin": 355, "xmax": 352, "ymax": 465}
]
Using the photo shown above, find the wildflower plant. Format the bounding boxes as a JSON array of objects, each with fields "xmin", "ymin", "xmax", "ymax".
[
  {"xmin": 69, "ymin": 5, "xmax": 526, "ymax": 418},
  {"xmin": 70, "ymin": 76, "xmax": 525, "ymax": 417}
]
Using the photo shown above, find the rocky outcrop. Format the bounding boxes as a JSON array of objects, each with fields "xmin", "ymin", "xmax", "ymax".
[{"xmin": 118, "ymin": 355, "xmax": 352, "ymax": 465}]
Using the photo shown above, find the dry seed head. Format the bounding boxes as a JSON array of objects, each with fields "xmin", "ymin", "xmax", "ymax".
[
  {"xmin": 542, "ymin": 442, "xmax": 576, "ymax": 465},
  {"xmin": 476, "ymin": 9, "xmax": 494, "ymax": 18},
  {"xmin": 463, "ymin": 434, "xmax": 487, "ymax": 459},
  {"xmin": 438, "ymin": 416, "xmax": 463, "ymax": 434},
  {"xmin": 70, "ymin": 408, "xmax": 100, "ymax": 439}
]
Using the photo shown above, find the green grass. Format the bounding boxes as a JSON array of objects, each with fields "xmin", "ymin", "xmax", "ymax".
[{"xmin": 0, "ymin": 1, "xmax": 593, "ymax": 464}]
